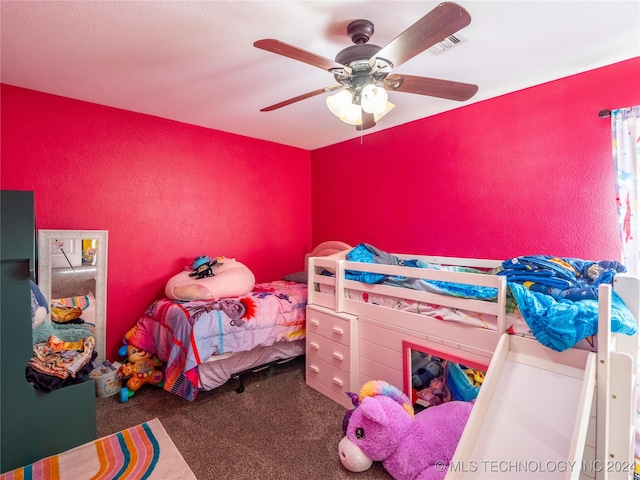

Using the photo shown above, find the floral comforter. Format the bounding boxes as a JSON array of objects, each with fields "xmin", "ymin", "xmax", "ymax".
[{"xmin": 125, "ymin": 280, "xmax": 307, "ymax": 400}]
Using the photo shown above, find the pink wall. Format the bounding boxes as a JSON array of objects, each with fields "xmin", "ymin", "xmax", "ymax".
[
  {"xmin": 311, "ymin": 57, "xmax": 640, "ymax": 261},
  {"xmin": 1, "ymin": 85, "xmax": 311, "ymax": 358},
  {"xmin": 3, "ymin": 57, "xmax": 638, "ymax": 358}
]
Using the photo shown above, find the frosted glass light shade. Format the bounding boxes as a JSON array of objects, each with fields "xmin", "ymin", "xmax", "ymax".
[
  {"xmin": 326, "ymin": 90, "xmax": 353, "ymax": 119},
  {"xmin": 373, "ymin": 101, "xmax": 395, "ymax": 122},
  {"xmin": 361, "ymin": 85, "xmax": 388, "ymax": 114},
  {"xmin": 341, "ymin": 103, "xmax": 363, "ymax": 126}
]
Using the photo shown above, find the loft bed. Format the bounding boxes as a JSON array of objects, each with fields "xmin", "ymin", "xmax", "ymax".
[
  {"xmin": 307, "ymin": 244, "xmax": 639, "ymax": 479},
  {"xmin": 124, "ymin": 241, "xmax": 351, "ymax": 401}
]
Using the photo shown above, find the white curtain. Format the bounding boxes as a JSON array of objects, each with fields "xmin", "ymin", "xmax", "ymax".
[{"xmin": 613, "ymin": 106, "xmax": 640, "ymax": 276}]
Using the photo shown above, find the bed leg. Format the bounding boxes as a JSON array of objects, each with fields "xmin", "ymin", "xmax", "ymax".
[
  {"xmin": 230, "ymin": 355, "xmax": 302, "ymax": 394},
  {"xmin": 233, "ymin": 374, "xmax": 245, "ymax": 393}
]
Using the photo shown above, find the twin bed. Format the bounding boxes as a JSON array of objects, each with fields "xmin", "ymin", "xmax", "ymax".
[
  {"xmin": 124, "ymin": 241, "xmax": 351, "ymax": 401},
  {"xmin": 125, "ymin": 241, "xmax": 639, "ymax": 478}
]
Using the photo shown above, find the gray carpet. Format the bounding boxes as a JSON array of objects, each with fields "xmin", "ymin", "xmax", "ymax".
[{"xmin": 96, "ymin": 356, "xmax": 392, "ymax": 480}]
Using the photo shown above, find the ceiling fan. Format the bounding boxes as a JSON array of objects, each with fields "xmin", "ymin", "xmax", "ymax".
[{"xmin": 254, "ymin": 2, "xmax": 478, "ymax": 131}]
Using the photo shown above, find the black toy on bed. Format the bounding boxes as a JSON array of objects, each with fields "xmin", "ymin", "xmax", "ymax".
[{"xmin": 189, "ymin": 255, "xmax": 220, "ymax": 279}]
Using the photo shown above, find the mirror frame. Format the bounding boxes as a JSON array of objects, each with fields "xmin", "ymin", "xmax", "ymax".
[{"xmin": 37, "ymin": 229, "xmax": 108, "ymax": 364}]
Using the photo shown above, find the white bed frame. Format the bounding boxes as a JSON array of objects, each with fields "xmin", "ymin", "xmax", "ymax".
[{"xmin": 307, "ymin": 251, "xmax": 638, "ymax": 480}]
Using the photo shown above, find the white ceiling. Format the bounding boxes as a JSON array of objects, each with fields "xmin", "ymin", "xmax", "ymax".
[{"xmin": 2, "ymin": 1, "xmax": 639, "ymax": 150}]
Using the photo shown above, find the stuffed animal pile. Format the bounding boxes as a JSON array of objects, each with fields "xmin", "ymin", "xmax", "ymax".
[{"xmin": 339, "ymin": 380, "xmax": 472, "ymax": 480}]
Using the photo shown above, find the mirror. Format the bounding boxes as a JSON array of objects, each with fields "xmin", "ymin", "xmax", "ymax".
[{"xmin": 37, "ymin": 230, "xmax": 108, "ymax": 364}]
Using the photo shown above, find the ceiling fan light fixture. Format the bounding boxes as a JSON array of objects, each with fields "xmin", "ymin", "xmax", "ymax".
[
  {"xmin": 373, "ymin": 101, "xmax": 395, "ymax": 122},
  {"xmin": 326, "ymin": 89, "xmax": 353, "ymax": 119},
  {"xmin": 256, "ymin": 3, "xmax": 479, "ymax": 132},
  {"xmin": 360, "ymin": 84, "xmax": 388, "ymax": 114},
  {"xmin": 341, "ymin": 102, "xmax": 363, "ymax": 126}
]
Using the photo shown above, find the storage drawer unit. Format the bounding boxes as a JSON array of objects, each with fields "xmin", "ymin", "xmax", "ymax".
[
  {"xmin": 305, "ymin": 305, "xmax": 358, "ymax": 408},
  {"xmin": 307, "ymin": 332, "xmax": 351, "ymax": 371}
]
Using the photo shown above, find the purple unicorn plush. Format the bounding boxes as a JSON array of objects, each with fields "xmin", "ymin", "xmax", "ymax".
[{"xmin": 339, "ymin": 380, "xmax": 472, "ymax": 480}]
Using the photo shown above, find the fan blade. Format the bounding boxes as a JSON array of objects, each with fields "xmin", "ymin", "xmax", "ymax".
[
  {"xmin": 356, "ymin": 112, "xmax": 376, "ymax": 131},
  {"xmin": 370, "ymin": 2, "xmax": 471, "ymax": 70},
  {"xmin": 254, "ymin": 39, "xmax": 351, "ymax": 75},
  {"xmin": 383, "ymin": 74, "xmax": 478, "ymax": 101},
  {"xmin": 260, "ymin": 86, "xmax": 342, "ymax": 112}
]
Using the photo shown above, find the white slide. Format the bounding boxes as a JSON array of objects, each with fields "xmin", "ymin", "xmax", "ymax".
[{"xmin": 448, "ymin": 334, "xmax": 597, "ymax": 480}]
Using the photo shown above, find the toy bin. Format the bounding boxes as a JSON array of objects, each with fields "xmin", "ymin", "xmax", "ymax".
[{"xmin": 90, "ymin": 364, "xmax": 121, "ymax": 398}]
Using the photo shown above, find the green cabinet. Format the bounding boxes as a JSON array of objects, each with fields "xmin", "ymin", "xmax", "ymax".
[{"xmin": 0, "ymin": 190, "xmax": 97, "ymax": 473}]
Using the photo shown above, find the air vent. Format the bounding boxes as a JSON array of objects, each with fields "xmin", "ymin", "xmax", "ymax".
[{"xmin": 428, "ymin": 34, "xmax": 466, "ymax": 55}]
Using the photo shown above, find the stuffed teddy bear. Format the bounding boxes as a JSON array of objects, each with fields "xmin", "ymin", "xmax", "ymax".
[
  {"xmin": 118, "ymin": 343, "xmax": 163, "ymax": 402},
  {"xmin": 339, "ymin": 380, "xmax": 472, "ymax": 480}
]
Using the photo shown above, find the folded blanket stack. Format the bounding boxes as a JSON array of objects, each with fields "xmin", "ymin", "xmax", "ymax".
[{"xmin": 27, "ymin": 335, "xmax": 97, "ymax": 391}]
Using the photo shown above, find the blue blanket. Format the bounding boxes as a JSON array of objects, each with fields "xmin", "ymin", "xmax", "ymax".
[
  {"xmin": 509, "ymin": 282, "xmax": 636, "ymax": 351},
  {"xmin": 345, "ymin": 244, "xmax": 637, "ymax": 351},
  {"xmin": 347, "ymin": 243, "xmax": 498, "ymax": 300},
  {"xmin": 497, "ymin": 255, "xmax": 626, "ymax": 301},
  {"xmin": 497, "ymin": 255, "xmax": 636, "ymax": 350}
]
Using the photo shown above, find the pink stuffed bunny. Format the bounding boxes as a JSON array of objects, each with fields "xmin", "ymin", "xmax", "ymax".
[{"xmin": 339, "ymin": 380, "xmax": 472, "ymax": 480}]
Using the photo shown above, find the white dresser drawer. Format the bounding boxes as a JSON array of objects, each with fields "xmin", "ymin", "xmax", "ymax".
[
  {"xmin": 305, "ymin": 376, "xmax": 352, "ymax": 409},
  {"xmin": 306, "ymin": 356, "xmax": 349, "ymax": 395},
  {"xmin": 306, "ymin": 332, "xmax": 350, "ymax": 372},
  {"xmin": 306, "ymin": 307, "xmax": 351, "ymax": 346}
]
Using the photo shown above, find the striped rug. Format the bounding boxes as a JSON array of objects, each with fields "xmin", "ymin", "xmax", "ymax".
[{"xmin": 1, "ymin": 418, "xmax": 196, "ymax": 480}]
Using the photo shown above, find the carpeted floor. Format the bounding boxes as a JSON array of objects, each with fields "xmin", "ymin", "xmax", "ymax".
[
  {"xmin": 97, "ymin": 356, "xmax": 392, "ymax": 480},
  {"xmin": 51, "ymin": 266, "xmax": 96, "ymax": 298}
]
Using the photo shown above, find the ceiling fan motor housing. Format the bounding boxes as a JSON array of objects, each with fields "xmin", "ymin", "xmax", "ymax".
[
  {"xmin": 334, "ymin": 43, "xmax": 381, "ymax": 66},
  {"xmin": 347, "ymin": 19, "xmax": 375, "ymax": 44},
  {"xmin": 333, "ymin": 43, "xmax": 390, "ymax": 88},
  {"xmin": 333, "ymin": 19, "xmax": 395, "ymax": 87}
]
